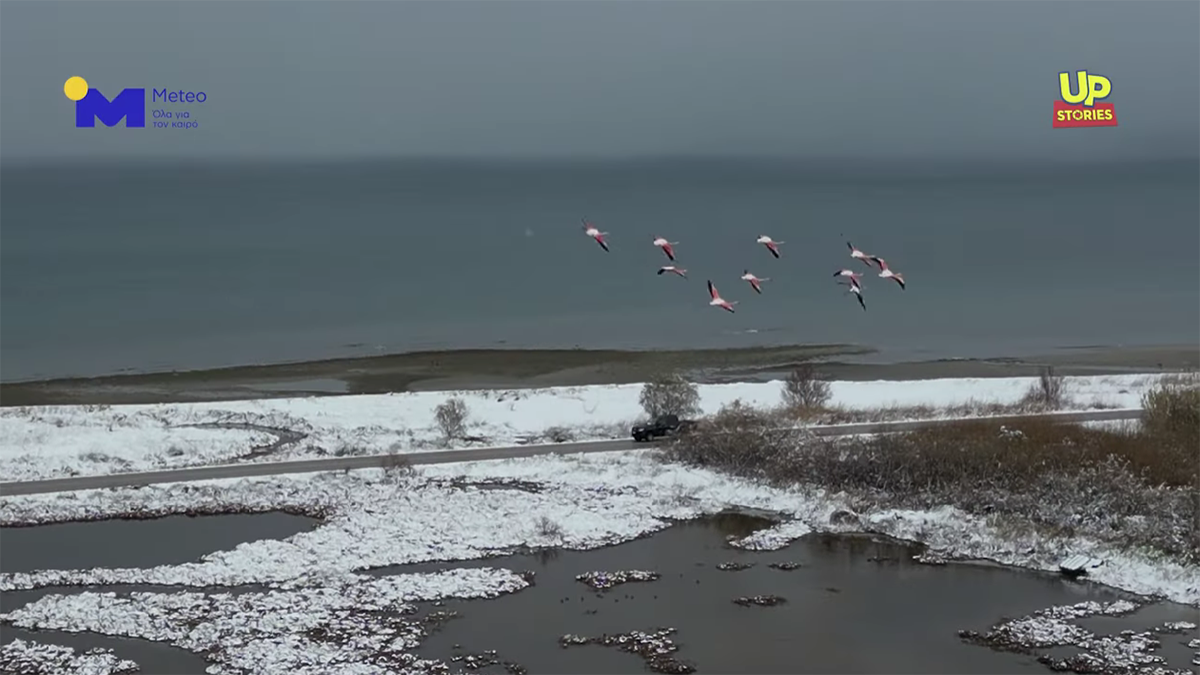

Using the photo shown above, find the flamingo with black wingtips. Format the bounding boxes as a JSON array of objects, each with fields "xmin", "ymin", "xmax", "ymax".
[
  {"xmin": 756, "ymin": 235, "xmax": 784, "ymax": 259},
  {"xmin": 707, "ymin": 280, "xmax": 737, "ymax": 313},
  {"xmin": 740, "ymin": 270, "xmax": 770, "ymax": 294},
  {"xmin": 581, "ymin": 218, "xmax": 610, "ymax": 252},
  {"xmin": 652, "ymin": 236, "xmax": 679, "ymax": 262},
  {"xmin": 871, "ymin": 257, "xmax": 906, "ymax": 289}
]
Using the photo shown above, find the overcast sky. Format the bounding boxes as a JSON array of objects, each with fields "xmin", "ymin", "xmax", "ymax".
[{"xmin": 1, "ymin": 0, "xmax": 1197, "ymax": 162}]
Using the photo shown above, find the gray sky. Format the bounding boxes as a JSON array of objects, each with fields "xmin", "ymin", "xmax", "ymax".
[{"xmin": 2, "ymin": 0, "xmax": 1197, "ymax": 162}]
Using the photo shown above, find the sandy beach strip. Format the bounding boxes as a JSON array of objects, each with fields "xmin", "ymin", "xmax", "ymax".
[{"xmin": 1, "ymin": 342, "xmax": 1195, "ymax": 407}]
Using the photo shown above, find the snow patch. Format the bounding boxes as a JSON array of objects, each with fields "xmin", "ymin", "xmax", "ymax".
[{"xmin": 0, "ymin": 373, "xmax": 1167, "ymax": 483}]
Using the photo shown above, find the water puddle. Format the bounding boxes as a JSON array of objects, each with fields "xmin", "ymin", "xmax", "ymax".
[
  {"xmin": 0, "ymin": 626, "xmax": 208, "ymax": 674},
  {"xmin": 0, "ymin": 511, "xmax": 318, "ymax": 574},
  {"xmin": 399, "ymin": 522, "xmax": 1190, "ymax": 674}
]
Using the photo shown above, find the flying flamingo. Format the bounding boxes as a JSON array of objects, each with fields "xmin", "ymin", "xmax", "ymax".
[
  {"xmin": 832, "ymin": 269, "xmax": 864, "ymax": 290},
  {"xmin": 847, "ymin": 241, "xmax": 879, "ymax": 268},
  {"xmin": 581, "ymin": 218, "xmax": 610, "ymax": 252},
  {"xmin": 756, "ymin": 235, "xmax": 784, "ymax": 259},
  {"xmin": 657, "ymin": 266, "xmax": 687, "ymax": 278},
  {"xmin": 870, "ymin": 257, "xmax": 906, "ymax": 289},
  {"xmin": 740, "ymin": 269, "xmax": 770, "ymax": 294},
  {"xmin": 845, "ymin": 282, "xmax": 867, "ymax": 311},
  {"xmin": 652, "ymin": 236, "xmax": 679, "ymax": 261},
  {"xmin": 707, "ymin": 280, "xmax": 737, "ymax": 313}
]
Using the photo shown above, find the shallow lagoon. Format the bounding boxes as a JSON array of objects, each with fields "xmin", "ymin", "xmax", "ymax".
[
  {"xmin": 0, "ymin": 512, "xmax": 319, "ymax": 674},
  {"xmin": 402, "ymin": 518, "xmax": 1196, "ymax": 674},
  {"xmin": 1, "ymin": 512, "xmax": 1195, "ymax": 674},
  {"xmin": 0, "ymin": 511, "xmax": 318, "ymax": 574}
]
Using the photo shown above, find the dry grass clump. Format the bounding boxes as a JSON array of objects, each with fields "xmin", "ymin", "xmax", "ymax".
[
  {"xmin": 775, "ymin": 397, "xmax": 1117, "ymax": 426},
  {"xmin": 1141, "ymin": 380, "xmax": 1200, "ymax": 439},
  {"xmin": 661, "ymin": 400, "xmax": 810, "ymax": 475},
  {"xmin": 663, "ymin": 381, "xmax": 1200, "ymax": 562},
  {"xmin": 774, "ymin": 366, "xmax": 1118, "ymax": 426}
]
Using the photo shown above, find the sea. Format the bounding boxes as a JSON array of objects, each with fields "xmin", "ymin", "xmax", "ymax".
[{"xmin": 1, "ymin": 158, "xmax": 1197, "ymax": 383}]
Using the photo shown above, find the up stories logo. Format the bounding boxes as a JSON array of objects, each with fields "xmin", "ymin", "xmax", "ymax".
[{"xmin": 1053, "ymin": 70, "xmax": 1118, "ymax": 128}]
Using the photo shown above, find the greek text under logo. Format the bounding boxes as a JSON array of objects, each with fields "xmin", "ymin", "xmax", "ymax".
[{"xmin": 1053, "ymin": 70, "xmax": 1117, "ymax": 129}]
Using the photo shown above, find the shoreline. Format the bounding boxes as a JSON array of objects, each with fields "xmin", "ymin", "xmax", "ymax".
[{"xmin": 1, "ymin": 342, "xmax": 1195, "ymax": 407}]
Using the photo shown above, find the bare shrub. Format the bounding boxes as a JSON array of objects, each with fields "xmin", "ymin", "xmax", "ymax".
[
  {"xmin": 638, "ymin": 371, "xmax": 701, "ymax": 420},
  {"xmin": 544, "ymin": 426, "xmax": 575, "ymax": 443},
  {"xmin": 434, "ymin": 397, "xmax": 470, "ymax": 441},
  {"xmin": 535, "ymin": 515, "xmax": 564, "ymax": 540},
  {"xmin": 1021, "ymin": 366, "xmax": 1066, "ymax": 410},
  {"xmin": 780, "ymin": 363, "xmax": 832, "ymax": 412}
]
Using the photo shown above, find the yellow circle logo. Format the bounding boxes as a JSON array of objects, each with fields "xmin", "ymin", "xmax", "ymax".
[{"xmin": 63, "ymin": 76, "xmax": 89, "ymax": 101}]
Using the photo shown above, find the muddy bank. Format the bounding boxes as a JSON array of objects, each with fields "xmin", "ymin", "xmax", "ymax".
[
  {"xmin": 0, "ymin": 343, "xmax": 869, "ymax": 406},
  {"xmin": 3, "ymin": 343, "xmax": 1196, "ymax": 407}
]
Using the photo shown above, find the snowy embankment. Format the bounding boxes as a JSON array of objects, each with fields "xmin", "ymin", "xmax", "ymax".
[
  {"xmin": 2, "ymin": 568, "xmax": 530, "ymax": 675},
  {"xmin": 2, "ymin": 451, "xmax": 1197, "ymax": 607},
  {"xmin": 0, "ymin": 639, "xmax": 138, "ymax": 675},
  {"xmin": 0, "ymin": 373, "xmax": 1162, "ymax": 483}
]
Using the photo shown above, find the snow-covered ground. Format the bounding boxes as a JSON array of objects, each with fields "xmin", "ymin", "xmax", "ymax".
[
  {"xmin": 2, "ymin": 369, "xmax": 1196, "ymax": 675},
  {"xmin": 0, "ymin": 639, "xmax": 138, "ymax": 675},
  {"xmin": 2, "ymin": 451, "xmax": 1197, "ymax": 607},
  {"xmin": 0, "ymin": 373, "xmax": 1166, "ymax": 483},
  {"xmin": 2, "ymin": 455, "xmax": 1197, "ymax": 672},
  {"xmin": 2, "ymin": 568, "xmax": 530, "ymax": 675}
]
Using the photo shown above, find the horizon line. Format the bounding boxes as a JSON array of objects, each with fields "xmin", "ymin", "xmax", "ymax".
[{"xmin": 3, "ymin": 154, "xmax": 1198, "ymax": 169}]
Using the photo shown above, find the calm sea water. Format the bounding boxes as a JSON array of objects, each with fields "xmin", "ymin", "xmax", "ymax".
[{"xmin": 1, "ymin": 159, "xmax": 1197, "ymax": 382}]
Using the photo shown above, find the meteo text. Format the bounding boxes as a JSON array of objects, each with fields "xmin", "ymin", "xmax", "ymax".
[{"xmin": 152, "ymin": 89, "xmax": 207, "ymax": 104}]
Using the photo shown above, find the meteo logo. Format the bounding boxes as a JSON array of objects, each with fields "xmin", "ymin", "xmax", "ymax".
[
  {"xmin": 1053, "ymin": 70, "xmax": 1118, "ymax": 129},
  {"xmin": 65, "ymin": 76, "xmax": 205, "ymax": 129}
]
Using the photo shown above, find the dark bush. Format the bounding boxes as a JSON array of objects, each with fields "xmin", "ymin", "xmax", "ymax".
[
  {"xmin": 639, "ymin": 371, "xmax": 701, "ymax": 420},
  {"xmin": 434, "ymin": 397, "xmax": 469, "ymax": 441},
  {"xmin": 662, "ymin": 407, "xmax": 1199, "ymax": 562},
  {"xmin": 780, "ymin": 363, "xmax": 832, "ymax": 412},
  {"xmin": 661, "ymin": 400, "xmax": 815, "ymax": 480}
]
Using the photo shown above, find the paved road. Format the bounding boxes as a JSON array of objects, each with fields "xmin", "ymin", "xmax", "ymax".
[{"xmin": 0, "ymin": 408, "xmax": 1142, "ymax": 497}]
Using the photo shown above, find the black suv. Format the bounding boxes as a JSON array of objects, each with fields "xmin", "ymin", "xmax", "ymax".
[{"xmin": 631, "ymin": 414, "xmax": 697, "ymax": 443}]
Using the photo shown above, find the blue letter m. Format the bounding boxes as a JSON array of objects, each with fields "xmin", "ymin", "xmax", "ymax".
[{"xmin": 75, "ymin": 88, "xmax": 146, "ymax": 127}]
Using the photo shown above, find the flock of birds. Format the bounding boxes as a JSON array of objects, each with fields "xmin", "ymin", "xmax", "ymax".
[{"xmin": 580, "ymin": 218, "xmax": 906, "ymax": 313}]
